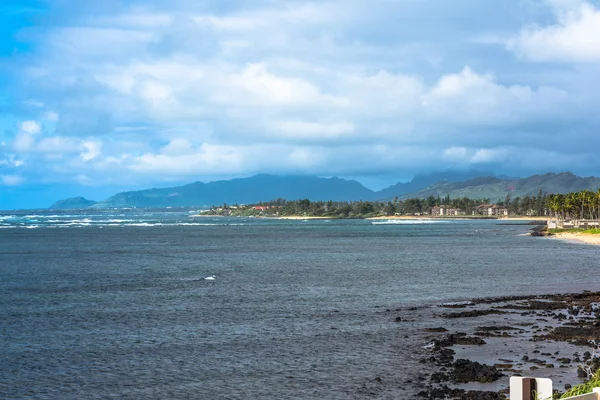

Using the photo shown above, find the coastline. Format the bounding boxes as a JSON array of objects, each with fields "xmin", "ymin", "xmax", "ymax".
[
  {"xmin": 398, "ymin": 290, "xmax": 600, "ymax": 399},
  {"xmin": 551, "ymin": 232, "xmax": 600, "ymax": 246},
  {"xmin": 276, "ymin": 216, "xmax": 334, "ymax": 220}
]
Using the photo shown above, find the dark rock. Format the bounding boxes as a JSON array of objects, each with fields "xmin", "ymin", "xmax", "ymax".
[
  {"xmin": 434, "ymin": 333, "xmax": 486, "ymax": 347},
  {"xmin": 476, "ymin": 326, "xmax": 517, "ymax": 331},
  {"xmin": 546, "ymin": 326, "xmax": 600, "ymax": 341},
  {"xmin": 424, "ymin": 327, "xmax": 448, "ymax": 332},
  {"xmin": 441, "ymin": 309, "xmax": 507, "ymax": 318},
  {"xmin": 447, "ymin": 359, "xmax": 503, "ymax": 383}
]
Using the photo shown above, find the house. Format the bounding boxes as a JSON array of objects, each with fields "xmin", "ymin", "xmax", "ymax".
[
  {"xmin": 476, "ymin": 204, "xmax": 509, "ymax": 216},
  {"xmin": 430, "ymin": 205, "xmax": 465, "ymax": 216}
]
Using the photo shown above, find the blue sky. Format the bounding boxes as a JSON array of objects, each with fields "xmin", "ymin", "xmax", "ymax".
[{"xmin": 1, "ymin": 0, "xmax": 600, "ymax": 209}]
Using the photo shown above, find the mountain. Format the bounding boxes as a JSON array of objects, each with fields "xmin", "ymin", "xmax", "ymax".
[
  {"xmin": 48, "ymin": 171, "xmax": 600, "ymax": 210},
  {"xmin": 376, "ymin": 170, "xmax": 508, "ymax": 200},
  {"xmin": 49, "ymin": 197, "xmax": 98, "ymax": 210},
  {"xmin": 401, "ymin": 172, "xmax": 600, "ymax": 202},
  {"xmin": 89, "ymin": 174, "xmax": 376, "ymax": 208}
]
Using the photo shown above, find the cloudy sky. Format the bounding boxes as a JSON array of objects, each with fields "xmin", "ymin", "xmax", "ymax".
[{"xmin": 1, "ymin": 0, "xmax": 599, "ymax": 209}]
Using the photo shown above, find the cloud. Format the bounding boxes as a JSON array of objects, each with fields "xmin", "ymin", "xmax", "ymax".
[
  {"xmin": 81, "ymin": 140, "xmax": 102, "ymax": 161},
  {"xmin": 507, "ymin": 1, "xmax": 600, "ymax": 62},
  {"xmin": 1, "ymin": 175, "xmax": 24, "ymax": 186},
  {"xmin": 1, "ymin": 0, "xmax": 600, "ymax": 201},
  {"xmin": 421, "ymin": 67, "xmax": 568, "ymax": 128},
  {"xmin": 270, "ymin": 121, "xmax": 355, "ymax": 139}
]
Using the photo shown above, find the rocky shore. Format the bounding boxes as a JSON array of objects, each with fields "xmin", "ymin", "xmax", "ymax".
[{"xmin": 367, "ymin": 291, "xmax": 600, "ymax": 399}]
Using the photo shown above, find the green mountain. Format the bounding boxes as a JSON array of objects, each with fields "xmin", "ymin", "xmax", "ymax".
[
  {"xmin": 376, "ymin": 170, "xmax": 505, "ymax": 199},
  {"xmin": 48, "ymin": 172, "xmax": 600, "ymax": 209},
  {"xmin": 49, "ymin": 197, "xmax": 98, "ymax": 210},
  {"xmin": 89, "ymin": 174, "xmax": 376, "ymax": 208},
  {"xmin": 401, "ymin": 172, "xmax": 600, "ymax": 202}
]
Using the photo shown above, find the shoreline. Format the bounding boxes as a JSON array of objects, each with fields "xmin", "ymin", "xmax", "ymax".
[
  {"xmin": 396, "ymin": 290, "xmax": 600, "ymax": 399},
  {"xmin": 551, "ymin": 232, "xmax": 600, "ymax": 246},
  {"xmin": 275, "ymin": 216, "xmax": 334, "ymax": 220}
]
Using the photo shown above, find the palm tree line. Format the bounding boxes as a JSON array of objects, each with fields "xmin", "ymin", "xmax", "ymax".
[
  {"xmin": 207, "ymin": 189, "xmax": 600, "ymax": 219},
  {"xmin": 546, "ymin": 190, "xmax": 600, "ymax": 221}
]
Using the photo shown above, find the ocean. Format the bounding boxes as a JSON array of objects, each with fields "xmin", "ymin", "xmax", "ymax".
[{"xmin": 1, "ymin": 211, "xmax": 599, "ymax": 399}]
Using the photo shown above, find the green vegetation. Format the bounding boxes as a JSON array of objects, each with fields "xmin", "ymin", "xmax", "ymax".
[
  {"xmin": 547, "ymin": 189, "xmax": 600, "ymax": 220},
  {"xmin": 549, "ymin": 228, "xmax": 600, "ymax": 235},
  {"xmin": 199, "ymin": 188, "xmax": 600, "ymax": 221},
  {"xmin": 201, "ymin": 189, "xmax": 554, "ymax": 218},
  {"xmin": 560, "ymin": 370, "xmax": 600, "ymax": 398},
  {"xmin": 203, "ymin": 196, "xmax": 497, "ymax": 218}
]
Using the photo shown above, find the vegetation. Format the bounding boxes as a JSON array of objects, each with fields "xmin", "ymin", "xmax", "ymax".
[
  {"xmin": 200, "ymin": 189, "xmax": 555, "ymax": 218},
  {"xmin": 200, "ymin": 189, "xmax": 600, "ymax": 222},
  {"xmin": 560, "ymin": 370, "xmax": 600, "ymax": 398},
  {"xmin": 549, "ymin": 228, "xmax": 600, "ymax": 235},
  {"xmin": 203, "ymin": 196, "xmax": 499, "ymax": 218},
  {"xmin": 547, "ymin": 189, "xmax": 600, "ymax": 221}
]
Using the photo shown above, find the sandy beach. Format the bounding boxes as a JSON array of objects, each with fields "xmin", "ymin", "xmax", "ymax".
[
  {"xmin": 552, "ymin": 232, "xmax": 600, "ymax": 246},
  {"xmin": 498, "ymin": 216, "xmax": 551, "ymax": 221},
  {"xmin": 367, "ymin": 215, "xmax": 550, "ymax": 221}
]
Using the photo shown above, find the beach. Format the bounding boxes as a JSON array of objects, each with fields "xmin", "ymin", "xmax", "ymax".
[{"xmin": 551, "ymin": 232, "xmax": 600, "ymax": 246}]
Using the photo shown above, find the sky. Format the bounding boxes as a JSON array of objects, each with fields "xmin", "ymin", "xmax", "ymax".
[{"xmin": 1, "ymin": 0, "xmax": 600, "ymax": 209}]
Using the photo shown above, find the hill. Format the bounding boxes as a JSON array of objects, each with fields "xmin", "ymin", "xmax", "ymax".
[
  {"xmin": 376, "ymin": 170, "xmax": 504, "ymax": 200},
  {"xmin": 402, "ymin": 172, "xmax": 600, "ymax": 202},
  {"xmin": 48, "ymin": 171, "xmax": 600, "ymax": 209},
  {"xmin": 90, "ymin": 174, "xmax": 376, "ymax": 208},
  {"xmin": 49, "ymin": 197, "xmax": 97, "ymax": 210}
]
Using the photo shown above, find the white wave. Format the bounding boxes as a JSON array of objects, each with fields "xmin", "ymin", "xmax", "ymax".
[{"xmin": 371, "ymin": 219, "xmax": 450, "ymax": 225}]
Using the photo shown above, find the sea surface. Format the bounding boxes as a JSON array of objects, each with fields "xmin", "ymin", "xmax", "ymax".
[{"xmin": 1, "ymin": 211, "xmax": 599, "ymax": 399}]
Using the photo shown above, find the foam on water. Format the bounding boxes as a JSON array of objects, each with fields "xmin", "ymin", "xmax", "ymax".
[{"xmin": 371, "ymin": 219, "xmax": 450, "ymax": 225}]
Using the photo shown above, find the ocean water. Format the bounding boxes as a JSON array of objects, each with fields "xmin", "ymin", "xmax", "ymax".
[{"xmin": 1, "ymin": 212, "xmax": 599, "ymax": 399}]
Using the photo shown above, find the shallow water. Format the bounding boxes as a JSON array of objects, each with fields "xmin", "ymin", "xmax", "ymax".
[{"xmin": 1, "ymin": 213, "xmax": 599, "ymax": 399}]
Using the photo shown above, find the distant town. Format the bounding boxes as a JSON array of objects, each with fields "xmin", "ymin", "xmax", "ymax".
[
  {"xmin": 199, "ymin": 190, "xmax": 600, "ymax": 228},
  {"xmin": 199, "ymin": 192, "xmax": 546, "ymax": 219}
]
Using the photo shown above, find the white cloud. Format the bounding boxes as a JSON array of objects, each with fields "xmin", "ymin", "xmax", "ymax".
[
  {"xmin": 507, "ymin": 1, "xmax": 600, "ymax": 62},
  {"xmin": 81, "ymin": 140, "xmax": 103, "ymax": 161},
  {"xmin": 1, "ymin": 175, "xmax": 24, "ymax": 186},
  {"xmin": 12, "ymin": 120, "xmax": 43, "ymax": 151},
  {"xmin": 20, "ymin": 121, "xmax": 42, "ymax": 134},
  {"xmin": 422, "ymin": 67, "xmax": 568, "ymax": 125},
  {"xmin": 470, "ymin": 148, "xmax": 508, "ymax": 164},
  {"xmin": 271, "ymin": 121, "xmax": 355, "ymax": 139},
  {"xmin": 2, "ymin": 0, "xmax": 600, "ymax": 196},
  {"xmin": 443, "ymin": 146, "xmax": 468, "ymax": 161}
]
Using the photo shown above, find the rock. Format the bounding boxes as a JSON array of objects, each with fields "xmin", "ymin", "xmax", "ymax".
[
  {"xmin": 434, "ymin": 333, "xmax": 486, "ymax": 347},
  {"xmin": 424, "ymin": 327, "xmax": 448, "ymax": 332},
  {"xmin": 441, "ymin": 309, "xmax": 507, "ymax": 318},
  {"xmin": 447, "ymin": 359, "xmax": 503, "ymax": 383}
]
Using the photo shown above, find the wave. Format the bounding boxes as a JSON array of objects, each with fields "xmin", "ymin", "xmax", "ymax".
[{"xmin": 371, "ymin": 219, "xmax": 450, "ymax": 225}]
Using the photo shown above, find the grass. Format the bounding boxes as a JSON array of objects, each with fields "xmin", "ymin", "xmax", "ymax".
[
  {"xmin": 560, "ymin": 370, "xmax": 600, "ymax": 398},
  {"xmin": 548, "ymin": 228, "xmax": 600, "ymax": 235}
]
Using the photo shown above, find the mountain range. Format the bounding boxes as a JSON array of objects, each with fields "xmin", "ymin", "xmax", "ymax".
[{"xmin": 49, "ymin": 171, "xmax": 600, "ymax": 209}]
